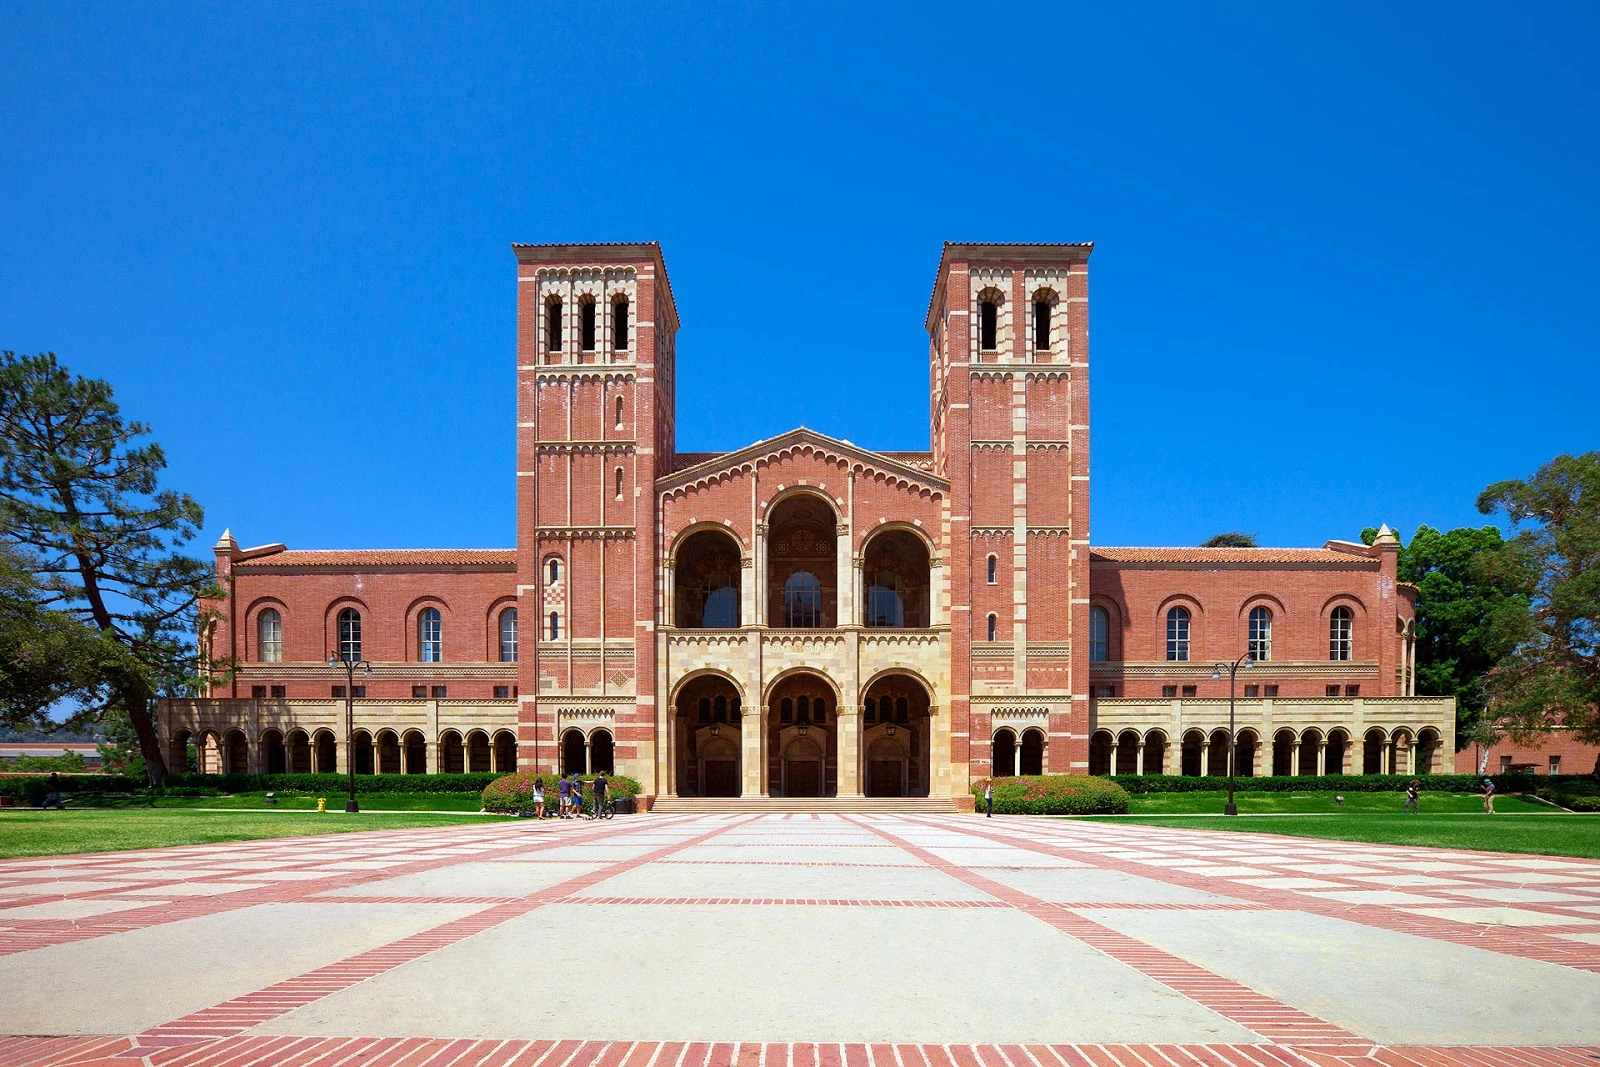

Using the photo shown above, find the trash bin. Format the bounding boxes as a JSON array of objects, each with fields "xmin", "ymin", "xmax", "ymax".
[{"xmin": 611, "ymin": 796, "xmax": 636, "ymax": 815}]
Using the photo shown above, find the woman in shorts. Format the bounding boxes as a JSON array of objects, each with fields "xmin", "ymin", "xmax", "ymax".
[{"xmin": 533, "ymin": 777, "xmax": 546, "ymax": 819}]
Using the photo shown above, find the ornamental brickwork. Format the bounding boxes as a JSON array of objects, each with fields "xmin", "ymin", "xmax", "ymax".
[{"xmin": 162, "ymin": 240, "xmax": 1455, "ymax": 803}]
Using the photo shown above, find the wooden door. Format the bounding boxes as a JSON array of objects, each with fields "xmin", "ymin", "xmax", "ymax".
[
  {"xmin": 869, "ymin": 760, "xmax": 904, "ymax": 797},
  {"xmin": 704, "ymin": 759, "xmax": 739, "ymax": 797},
  {"xmin": 786, "ymin": 761, "xmax": 820, "ymax": 797}
]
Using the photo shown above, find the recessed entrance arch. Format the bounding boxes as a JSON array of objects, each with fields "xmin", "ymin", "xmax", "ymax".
[
  {"xmin": 861, "ymin": 526, "xmax": 931, "ymax": 628},
  {"xmin": 991, "ymin": 728, "xmax": 1017, "ymax": 777},
  {"xmin": 860, "ymin": 672, "xmax": 932, "ymax": 797},
  {"xmin": 768, "ymin": 671, "xmax": 838, "ymax": 797},
  {"xmin": 313, "ymin": 730, "xmax": 336, "ymax": 773},
  {"xmin": 674, "ymin": 672, "xmax": 743, "ymax": 797},
  {"xmin": 674, "ymin": 527, "xmax": 743, "ymax": 628}
]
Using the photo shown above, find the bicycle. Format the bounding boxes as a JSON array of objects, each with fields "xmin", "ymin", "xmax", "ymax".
[{"xmin": 585, "ymin": 797, "xmax": 615, "ymax": 820}]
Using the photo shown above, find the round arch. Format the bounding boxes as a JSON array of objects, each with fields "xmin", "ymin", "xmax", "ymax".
[
  {"xmin": 465, "ymin": 729, "xmax": 492, "ymax": 773},
  {"xmin": 1143, "ymin": 729, "xmax": 1169, "ymax": 775},
  {"xmin": 668, "ymin": 519, "xmax": 750, "ymax": 558},
  {"xmin": 1114, "ymin": 728, "xmax": 1141, "ymax": 776},
  {"xmin": 1088, "ymin": 729, "xmax": 1114, "ymax": 776},
  {"xmin": 991, "ymin": 727, "xmax": 1017, "ymax": 778},
  {"xmin": 1234, "ymin": 728, "xmax": 1260, "ymax": 777},
  {"xmin": 259, "ymin": 728, "xmax": 286, "ymax": 774},
  {"xmin": 1298, "ymin": 727, "xmax": 1323, "ymax": 776},
  {"xmin": 669, "ymin": 667, "xmax": 748, "ymax": 708},
  {"xmin": 376, "ymin": 729, "xmax": 402, "ymax": 775},
  {"xmin": 402, "ymin": 730, "xmax": 428, "ymax": 774},
  {"xmin": 351, "ymin": 729, "xmax": 375, "ymax": 775},
  {"xmin": 286, "ymin": 729, "xmax": 313, "ymax": 774},
  {"xmin": 312, "ymin": 729, "xmax": 337, "ymax": 773},
  {"xmin": 764, "ymin": 665, "xmax": 844, "ymax": 707},
  {"xmin": 439, "ymin": 730, "xmax": 465, "ymax": 774},
  {"xmin": 769, "ymin": 669, "xmax": 842, "ymax": 798},
  {"xmin": 223, "ymin": 728, "xmax": 250, "ymax": 774}
]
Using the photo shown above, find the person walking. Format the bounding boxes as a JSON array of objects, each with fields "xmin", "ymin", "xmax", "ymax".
[
  {"xmin": 593, "ymin": 771, "xmax": 609, "ymax": 815},
  {"xmin": 557, "ymin": 773, "xmax": 572, "ymax": 817},
  {"xmin": 571, "ymin": 773, "xmax": 585, "ymax": 816},
  {"xmin": 1482, "ymin": 777, "xmax": 1496, "ymax": 814},
  {"xmin": 40, "ymin": 772, "xmax": 66, "ymax": 811},
  {"xmin": 532, "ymin": 777, "xmax": 546, "ymax": 819},
  {"xmin": 1404, "ymin": 778, "xmax": 1420, "ymax": 814},
  {"xmin": 984, "ymin": 780, "xmax": 994, "ymax": 818}
]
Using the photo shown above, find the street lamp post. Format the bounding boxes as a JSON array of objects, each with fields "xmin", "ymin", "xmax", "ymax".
[
  {"xmin": 327, "ymin": 652, "xmax": 372, "ymax": 813},
  {"xmin": 1210, "ymin": 652, "xmax": 1254, "ymax": 816}
]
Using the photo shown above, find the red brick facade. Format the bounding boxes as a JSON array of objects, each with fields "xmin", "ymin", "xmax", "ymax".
[{"xmin": 181, "ymin": 241, "xmax": 1450, "ymax": 797}]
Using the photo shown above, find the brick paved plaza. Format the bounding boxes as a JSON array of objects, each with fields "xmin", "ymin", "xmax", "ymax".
[{"xmin": 4, "ymin": 814, "xmax": 1600, "ymax": 1066}]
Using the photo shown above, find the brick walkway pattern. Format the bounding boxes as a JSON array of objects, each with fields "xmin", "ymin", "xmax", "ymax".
[{"xmin": 1, "ymin": 812, "xmax": 1598, "ymax": 1066}]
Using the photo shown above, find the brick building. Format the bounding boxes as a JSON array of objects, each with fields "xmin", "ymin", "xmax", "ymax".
[{"xmin": 161, "ymin": 241, "xmax": 1455, "ymax": 806}]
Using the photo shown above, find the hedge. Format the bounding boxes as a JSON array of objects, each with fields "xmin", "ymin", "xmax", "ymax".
[
  {"xmin": 163, "ymin": 772, "xmax": 501, "ymax": 795},
  {"xmin": 481, "ymin": 773, "xmax": 643, "ymax": 813},
  {"xmin": 971, "ymin": 774, "xmax": 1130, "ymax": 815},
  {"xmin": 1103, "ymin": 772, "xmax": 1566, "ymax": 795},
  {"xmin": 0, "ymin": 774, "xmax": 147, "ymax": 805}
]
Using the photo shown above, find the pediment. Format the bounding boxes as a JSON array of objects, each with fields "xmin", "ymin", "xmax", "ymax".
[{"xmin": 657, "ymin": 428, "xmax": 948, "ymax": 498}]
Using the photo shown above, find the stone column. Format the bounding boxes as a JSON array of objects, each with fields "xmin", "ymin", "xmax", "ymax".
[
  {"xmin": 743, "ymin": 705, "xmax": 765, "ymax": 796},
  {"xmin": 1135, "ymin": 742, "xmax": 1145, "ymax": 777},
  {"xmin": 1013, "ymin": 741, "xmax": 1023, "ymax": 777},
  {"xmin": 1108, "ymin": 740, "xmax": 1120, "ymax": 776},
  {"xmin": 753, "ymin": 523, "xmax": 769, "ymax": 626},
  {"xmin": 836, "ymin": 522, "xmax": 853, "ymax": 627},
  {"xmin": 1316, "ymin": 742, "xmax": 1326, "ymax": 777},
  {"xmin": 1290, "ymin": 740, "xmax": 1301, "ymax": 776},
  {"xmin": 583, "ymin": 739, "xmax": 592, "ymax": 775},
  {"xmin": 838, "ymin": 704, "xmax": 862, "ymax": 796}
]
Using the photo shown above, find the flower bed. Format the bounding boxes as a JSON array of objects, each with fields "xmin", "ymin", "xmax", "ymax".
[
  {"xmin": 481, "ymin": 772, "xmax": 643, "ymax": 813},
  {"xmin": 970, "ymin": 774, "xmax": 1130, "ymax": 815}
]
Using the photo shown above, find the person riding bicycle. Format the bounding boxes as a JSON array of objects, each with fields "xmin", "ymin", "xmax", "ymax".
[{"xmin": 593, "ymin": 771, "xmax": 609, "ymax": 814}]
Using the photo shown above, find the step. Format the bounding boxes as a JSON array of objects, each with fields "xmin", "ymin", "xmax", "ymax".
[{"xmin": 648, "ymin": 795, "xmax": 961, "ymax": 814}]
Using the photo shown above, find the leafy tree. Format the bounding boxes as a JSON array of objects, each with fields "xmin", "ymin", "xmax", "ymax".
[
  {"xmin": 1200, "ymin": 532, "xmax": 1257, "ymax": 547},
  {"xmin": 0, "ymin": 352, "xmax": 219, "ymax": 785},
  {"xmin": 1398, "ymin": 525, "xmax": 1527, "ymax": 740},
  {"xmin": 0, "ymin": 542, "xmax": 110, "ymax": 730},
  {"xmin": 1475, "ymin": 452, "xmax": 1600, "ymax": 743}
]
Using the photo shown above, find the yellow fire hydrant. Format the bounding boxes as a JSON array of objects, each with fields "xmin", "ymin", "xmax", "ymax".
[{"xmin": 317, "ymin": 797, "xmax": 326, "ymax": 813}]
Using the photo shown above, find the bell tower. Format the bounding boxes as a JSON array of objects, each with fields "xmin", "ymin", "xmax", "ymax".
[
  {"xmin": 513, "ymin": 242, "xmax": 678, "ymax": 782},
  {"xmin": 927, "ymin": 242, "xmax": 1093, "ymax": 778}
]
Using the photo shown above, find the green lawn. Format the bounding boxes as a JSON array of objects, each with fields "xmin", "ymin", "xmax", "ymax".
[
  {"xmin": 0, "ymin": 808, "xmax": 501, "ymax": 859},
  {"xmin": 1083, "ymin": 809, "xmax": 1600, "ymax": 859},
  {"xmin": 65, "ymin": 790, "xmax": 488, "ymax": 812},
  {"xmin": 1125, "ymin": 789, "xmax": 1551, "ymax": 816}
]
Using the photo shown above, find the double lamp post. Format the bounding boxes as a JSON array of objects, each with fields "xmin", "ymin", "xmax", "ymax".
[
  {"xmin": 326, "ymin": 652, "xmax": 372, "ymax": 813},
  {"xmin": 1209, "ymin": 651, "xmax": 1254, "ymax": 816}
]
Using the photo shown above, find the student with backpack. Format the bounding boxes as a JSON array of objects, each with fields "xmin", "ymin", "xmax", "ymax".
[{"xmin": 1404, "ymin": 779, "xmax": 1420, "ymax": 814}]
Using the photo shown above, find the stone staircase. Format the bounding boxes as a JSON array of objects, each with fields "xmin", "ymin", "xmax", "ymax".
[{"xmin": 648, "ymin": 795, "xmax": 962, "ymax": 815}]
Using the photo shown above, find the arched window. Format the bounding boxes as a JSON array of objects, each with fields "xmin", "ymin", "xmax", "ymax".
[
  {"xmin": 418, "ymin": 607, "xmax": 442, "ymax": 663},
  {"xmin": 499, "ymin": 608, "xmax": 519, "ymax": 663},
  {"xmin": 614, "ymin": 467, "xmax": 624, "ymax": 499},
  {"xmin": 580, "ymin": 300, "xmax": 597, "ymax": 351},
  {"xmin": 713, "ymin": 695, "xmax": 727, "ymax": 722},
  {"xmin": 546, "ymin": 299, "xmax": 562, "ymax": 353},
  {"xmin": 986, "ymin": 554, "xmax": 997, "ymax": 585},
  {"xmin": 613, "ymin": 299, "xmax": 629, "ymax": 350},
  {"xmin": 698, "ymin": 697, "xmax": 710, "ymax": 723},
  {"xmin": 548, "ymin": 612, "xmax": 561, "ymax": 641},
  {"xmin": 548, "ymin": 558, "xmax": 561, "ymax": 585},
  {"xmin": 1330, "ymin": 606, "xmax": 1353, "ymax": 661},
  {"xmin": 979, "ymin": 299, "xmax": 998, "ymax": 351},
  {"xmin": 258, "ymin": 608, "xmax": 282, "ymax": 663},
  {"xmin": 337, "ymin": 608, "xmax": 362, "ymax": 662},
  {"xmin": 865, "ymin": 572, "xmax": 904, "ymax": 627},
  {"xmin": 1089, "ymin": 606, "xmax": 1109, "ymax": 662},
  {"xmin": 1166, "ymin": 607, "xmax": 1191, "ymax": 661},
  {"xmin": 1033, "ymin": 298, "xmax": 1051, "ymax": 350},
  {"xmin": 784, "ymin": 571, "xmax": 822, "ymax": 628},
  {"xmin": 1248, "ymin": 606, "xmax": 1273, "ymax": 661},
  {"xmin": 987, "ymin": 613, "xmax": 998, "ymax": 641},
  {"xmin": 614, "ymin": 395, "xmax": 624, "ymax": 428}
]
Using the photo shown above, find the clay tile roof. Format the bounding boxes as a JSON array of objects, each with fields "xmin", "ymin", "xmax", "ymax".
[
  {"xmin": 238, "ymin": 548, "xmax": 515, "ymax": 569},
  {"xmin": 1090, "ymin": 546, "xmax": 1373, "ymax": 566}
]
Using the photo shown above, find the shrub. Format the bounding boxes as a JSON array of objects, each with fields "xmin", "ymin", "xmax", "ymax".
[
  {"xmin": 0, "ymin": 774, "xmax": 147, "ymax": 805},
  {"xmin": 1106, "ymin": 772, "xmax": 1549, "ymax": 795},
  {"xmin": 165, "ymin": 772, "xmax": 502, "ymax": 795},
  {"xmin": 481, "ymin": 773, "xmax": 643, "ymax": 814},
  {"xmin": 971, "ymin": 774, "xmax": 1130, "ymax": 815}
]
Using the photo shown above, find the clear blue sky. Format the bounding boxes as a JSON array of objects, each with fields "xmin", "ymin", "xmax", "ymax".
[{"xmin": 3, "ymin": 3, "xmax": 1596, "ymax": 553}]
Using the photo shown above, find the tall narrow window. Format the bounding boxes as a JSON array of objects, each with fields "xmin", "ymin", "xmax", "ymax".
[
  {"xmin": 546, "ymin": 299, "xmax": 562, "ymax": 353},
  {"xmin": 1248, "ymin": 606, "xmax": 1273, "ymax": 661},
  {"xmin": 613, "ymin": 299, "xmax": 629, "ymax": 350},
  {"xmin": 1089, "ymin": 606, "xmax": 1109, "ymax": 662},
  {"xmin": 614, "ymin": 467, "xmax": 624, "ymax": 499},
  {"xmin": 1033, "ymin": 299, "xmax": 1051, "ymax": 350},
  {"xmin": 418, "ymin": 607, "xmax": 442, "ymax": 663},
  {"xmin": 614, "ymin": 396, "xmax": 624, "ymax": 428},
  {"xmin": 548, "ymin": 558, "xmax": 561, "ymax": 585},
  {"xmin": 580, "ymin": 300, "xmax": 597, "ymax": 351},
  {"xmin": 258, "ymin": 608, "xmax": 282, "ymax": 663},
  {"xmin": 783, "ymin": 571, "xmax": 822, "ymax": 628},
  {"xmin": 549, "ymin": 612, "xmax": 561, "ymax": 641},
  {"xmin": 979, "ymin": 300, "xmax": 998, "ymax": 351},
  {"xmin": 499, "ymin": 608, "xmax": 519, "ymax": 663},
  {"xmin": 986, "ymin": 554, "xmax": 997, "ymax": 584},
  {"xmin": 337, "ymin": 608, "xmax": 362, "ymax": 662},
  {"xmin": 987, "ymin": 613, "xmax": 998, "ymax": 641},
  {"xmin": 1166, "ymin": 607, "xmax": 1191, "ymax": 661},
  {"xmin": 1329, "ymin": 606, "xmax": 1353, "ymax": 661}
]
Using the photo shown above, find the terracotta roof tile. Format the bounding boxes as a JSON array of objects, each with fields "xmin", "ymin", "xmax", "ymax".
[
  {"xmin": 1090, "ymin": 546, "xmax": 1373, "ymax": 566},
  {"xmin": 237, "ymin": 548, "xmax": 514, "ymax": 569}
]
